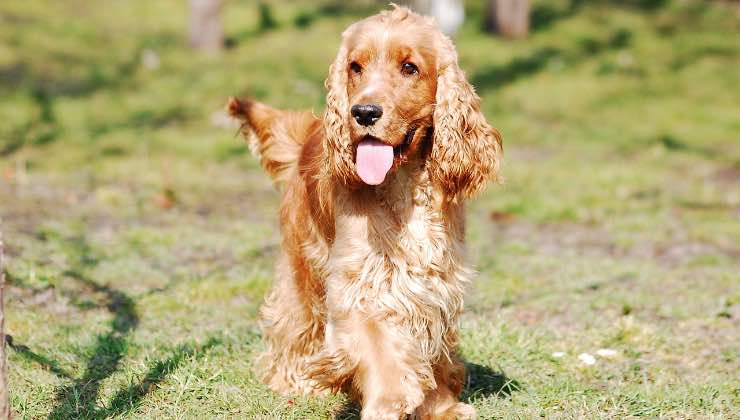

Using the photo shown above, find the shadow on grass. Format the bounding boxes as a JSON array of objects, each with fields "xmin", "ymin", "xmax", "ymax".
[
  {"xmin": 462, "ymin": 363, "xmax": 521, "ymax": 401},
  {"xmin": 333, "ymin": 401, "xmax": 361, "ymax": 420},
  {"xmin": 48, "ymin": 270, "xmax": 139, "ymax": 420},
  {"xmin": 6, "ymin": 233, "xmax": 225, "ymax": 419},
  {"xmin": 18, "ymin": 331, "xmax": 223, "ymax": 420},
  {"xmin": 0, "ymin": 51, "xmax": 140, "ymax": 99},
  {"xmin": 472, "ymin": 46, "xmax": 562, "ymax": 91},
  {"xmin": 45, "ymin": 236, "xmax": 139, "ymax": 420},
  {"xmin": 332, "ymin": 362, "xmax": 520, "ymax": 419},
  {"xmin": 6, "ymin": 335, "xmax": 73, "ymax": 380},
  {"xmin": 229, "ymin": 1, "xmax": 383, "ymax": 45},
  {"xmin": 530, "ymin": 0, "xmax": 587, "ymax": 32},
  {"xmin": 96, "ymin": 336, "xmax": 223, "ymax": 419},
  {"xmin": 1, "ymin": 86, "xmax": 60, "ymax": 156},
  {"xmin": 0, "ymin": 26, "xmax": 166, "ymax": 156},
  {"xmin": 656, "ymin": 134, "xmax": 720, "ymax": 159},
  {"xmin": 530, "ymin": 0, "xmax": 668, "ymax": 32},
  {"xmin": 472, "ymin": 28, "xmax": 632, "ymax": 92},
  {"xmin": 86, "ymin": 105, "xmax": 191, "ymax": 140}
]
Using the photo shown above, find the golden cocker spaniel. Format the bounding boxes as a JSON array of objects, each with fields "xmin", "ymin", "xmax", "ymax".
[{"xmin": 228, "ymin": 6, "xmax": 502, "ymax": 419}]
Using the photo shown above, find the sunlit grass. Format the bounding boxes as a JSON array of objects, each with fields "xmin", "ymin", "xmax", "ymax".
[{"xmin": 1, "ymin": 0, "xmax": 738, "ymax": 418}]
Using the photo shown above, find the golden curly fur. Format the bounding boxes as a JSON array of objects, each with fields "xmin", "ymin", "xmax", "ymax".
[{"xmin": 227, "ymin": 6, "xmax": 502, "ymax": 419}]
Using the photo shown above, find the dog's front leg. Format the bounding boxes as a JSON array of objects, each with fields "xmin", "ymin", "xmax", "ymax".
[
  {"xmin": 325, "ymin": 312, "xmax": 431, "ymax": 419},
  {"xmin": 414, "ymin": 359, "xmax": 476, "ymax": 420}
]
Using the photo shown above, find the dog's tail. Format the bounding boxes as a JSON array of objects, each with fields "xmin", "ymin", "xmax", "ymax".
[{"xmin": 227, "ymin": 97, "xmax": 318, "ymax": 185}]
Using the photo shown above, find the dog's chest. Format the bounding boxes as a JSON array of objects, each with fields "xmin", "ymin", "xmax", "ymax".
[{"xmin": 329, "ymin": 171, "xmax": 468, "ymax": 314}]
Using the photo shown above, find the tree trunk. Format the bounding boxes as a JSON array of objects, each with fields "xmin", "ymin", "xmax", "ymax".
[
  {"xmin": 406, "ymin": 0, "xmax": 465, "ymax": 36},
  {"xmin": 189, "ymin": 0, "xmax": 223, "ymax": 52},
  {"xmin": 0, "ymin": 231, "xmax": 10, "ymax": 419},
  {"xmin": 486, "ymin": 0, "xmax": 531, "ymax": 39}
]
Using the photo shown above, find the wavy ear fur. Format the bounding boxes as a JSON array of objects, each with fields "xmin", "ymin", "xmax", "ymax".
[
  {"xmin": 323, "ymin": 39, "xmax": 360, "ymax": 186},
  {"xmin": 430, "ymin": 34, "xmax": 503, "ymax": 198}
]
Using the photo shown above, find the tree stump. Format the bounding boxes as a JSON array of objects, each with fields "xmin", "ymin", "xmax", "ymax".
[
  {"xmin": 0, "ymin": 232, "xmax": 9, "ymax": 419},
  {"xmin": 189, "ymin": 0, "xmax": 224, "ymax": 53},
  {"xmin": 407, "ymin": 0, "xmax": 465, "ymax": 36},
  {"xmin": 486, "ymin": 0, "xmax": 531, "ymax": 39}
]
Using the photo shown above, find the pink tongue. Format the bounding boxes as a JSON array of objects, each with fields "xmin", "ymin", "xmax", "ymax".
[{"xmin": 356, "ymin": 139, "xmax": 394, "ymax": 185}]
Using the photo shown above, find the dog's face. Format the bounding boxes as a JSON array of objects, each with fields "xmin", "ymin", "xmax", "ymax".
[
  {"xmin": 342, "ymin": 17, "xmax": 438, "ymax": 184},
  {"xmin": 325, "ymin": 7, "xmax": 502, "ymax": 195}
]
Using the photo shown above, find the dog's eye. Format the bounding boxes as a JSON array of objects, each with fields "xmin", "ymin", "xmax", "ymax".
[
  {"xmin": 401, "ymin": 62, "xmax": 418, "ymax": 76},
  {"xmin": 350, "ymin": 62, "xmax": 362, "ymax": 74}
]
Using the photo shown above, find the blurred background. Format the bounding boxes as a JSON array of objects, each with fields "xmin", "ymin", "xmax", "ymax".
[{"xmin": 1, "ymin": 1, "xmax": 738, "ymax": 418}]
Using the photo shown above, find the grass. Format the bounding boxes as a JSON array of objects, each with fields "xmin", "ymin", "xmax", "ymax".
[{"xmin": 1, "ymin": 0, "xmax": 739, "ymax": 418}]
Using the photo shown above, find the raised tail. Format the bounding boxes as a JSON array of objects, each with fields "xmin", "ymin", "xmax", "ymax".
[{"xmin": 227, "ymin": 97, "xmax": 319, "ymax": 185}]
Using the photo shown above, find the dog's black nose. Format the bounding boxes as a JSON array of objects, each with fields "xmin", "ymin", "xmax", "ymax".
[{"xmin": 351, "ymin": 104, "xmax": 383, "ymax": 126}]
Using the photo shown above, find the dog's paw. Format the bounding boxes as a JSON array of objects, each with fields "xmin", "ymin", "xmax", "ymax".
[
  {"xmin": 360, "ymin": 403, "xmax": 405, "ymax": 420},
  {"xmin": 400, "ymin": 376, "xmax": 426, "ymax": 415},
  {"xmin": 443, "ymin": 402, "xmax": 476, "ymax": 420},
  {"xmin": 302, "ymin": 350, "xmax": 355, "ymax": 392}
]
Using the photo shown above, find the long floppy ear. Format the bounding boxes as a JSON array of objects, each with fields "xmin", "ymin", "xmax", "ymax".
[
  {"xmin": 322, "ymin": 38, "xmax": 360, "ymax": 185},
  {"xmin": 430, "ymin": 34, "xmax": 503, "ymax": 198}
]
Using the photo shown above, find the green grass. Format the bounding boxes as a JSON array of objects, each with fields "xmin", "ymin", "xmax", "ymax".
[{"xmin": 1, "ymin": 0, "xmax": 739, "ymax": 418}]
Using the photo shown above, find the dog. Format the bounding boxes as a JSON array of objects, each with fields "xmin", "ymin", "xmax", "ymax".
[{"xmin": 227, "ymin": 5, "xmax": 502, "ymax": 419}]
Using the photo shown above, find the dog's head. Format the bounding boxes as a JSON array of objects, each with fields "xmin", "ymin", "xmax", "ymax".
[{"xmin": 324, "ymin": 6, "xmax": 502, "ymax": 197}]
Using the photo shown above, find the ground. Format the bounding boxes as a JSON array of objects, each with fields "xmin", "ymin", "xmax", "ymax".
[{"xmin": 1, "ymin": 0, "xmax": 738, "ymax": 418}]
